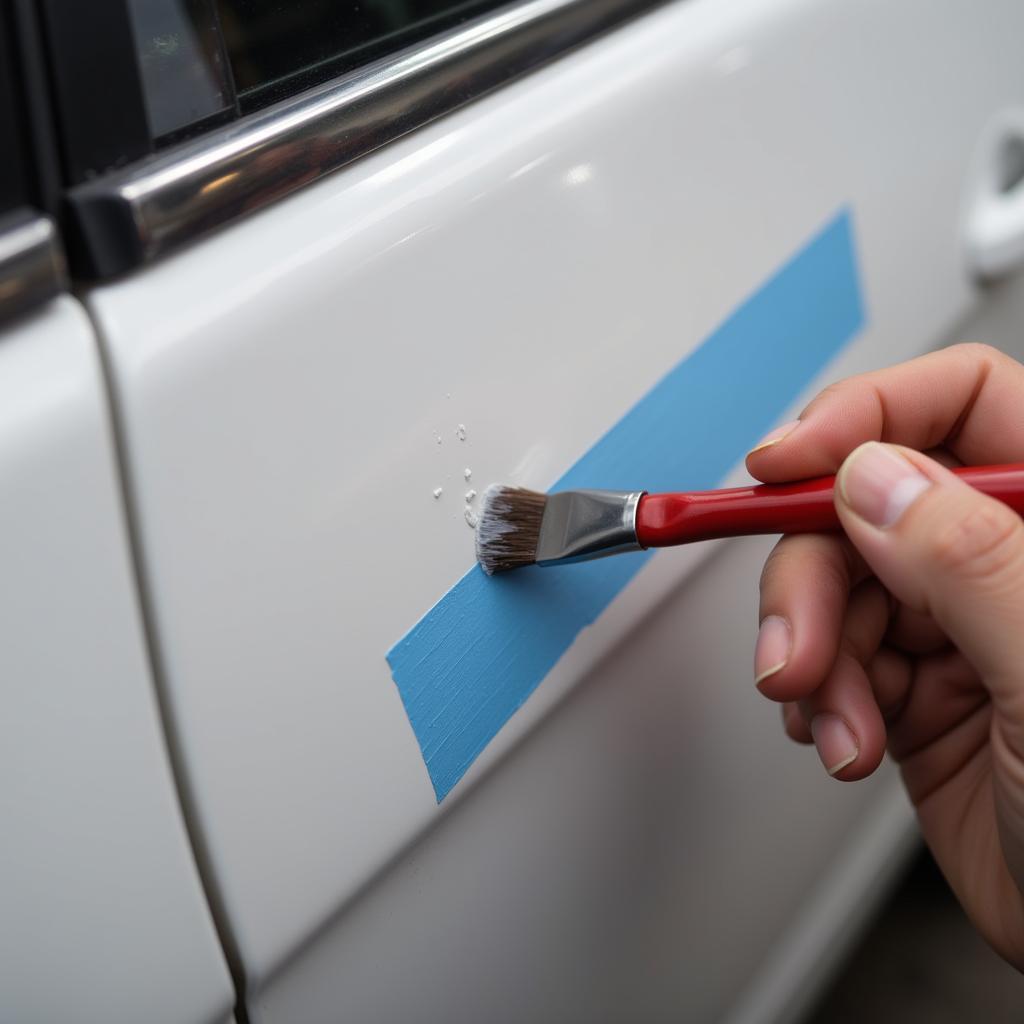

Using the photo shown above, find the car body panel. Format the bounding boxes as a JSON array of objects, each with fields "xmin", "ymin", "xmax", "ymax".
[
  {"xmin": 88, "ymin": 0, "xmax": 1024, "ymax": 1017},
  {"xmin": 0, "ymin": 297, "xmax": 235, "ymax": 1024}
]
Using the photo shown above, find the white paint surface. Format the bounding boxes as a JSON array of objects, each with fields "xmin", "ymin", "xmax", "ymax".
[
  {"xmin": 0, "ymin": 298, "xmax": 234, "ymax": 1024},
  {"xmin": 254, "ymin": 535, "xmax": 915, "ymax": 1023},
  {"xmin": 87, "ymin": 0, "xmax": 1024, "ymax": 1017}
]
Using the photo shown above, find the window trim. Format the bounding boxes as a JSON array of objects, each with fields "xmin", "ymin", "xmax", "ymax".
[
  {"xmin": 68, "ymin": 0, "xmax": 669, "ymax": 278},
  {"xmin": 0, "ymin": 211, "xmax": 67, "ymax": 325}
]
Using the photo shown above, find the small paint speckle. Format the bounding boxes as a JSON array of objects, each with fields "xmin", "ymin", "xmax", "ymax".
[
  {"xmin": 433, "ymin": 487, "xmax": 443, "ymax": 499},
  {"xmin": 464, "ymin": 467, "xmax": 472, "ymax": 480},
  {"xmin": 456, "ymin": 424, "xmax": 467, "ymax": 441},
  {"xmin": 465, "ymin": 489, "xmax": 477, "ymax": 503},
  {"xmin": 464, "ymin": 507, "xmax": 478, "ymax": 528}
]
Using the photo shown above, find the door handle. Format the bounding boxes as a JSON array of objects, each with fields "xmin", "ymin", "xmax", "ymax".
[{"xmin": 966, "ymin": 113, "xmax": 1024, "ymax": 280}]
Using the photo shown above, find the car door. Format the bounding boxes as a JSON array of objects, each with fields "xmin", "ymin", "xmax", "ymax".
[
  {"xmin": 0, "ymin": 8, "xmax": 235, "ymax": 1021},
  {"xmin": 35, "ymin": 0, "xmax": 1024, "ymax": 1020}
]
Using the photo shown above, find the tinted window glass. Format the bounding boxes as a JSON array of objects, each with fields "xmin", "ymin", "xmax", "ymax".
[
  {"xmin": 39, "ymin": 0, "xmax": 152, "ymax": 182},
  {"xmin": 128, "ymin": 0, "xmax": 236, "ymax": 140},
  {"xmin": 216, "ymin": 0, "xmax": 513, "ymax": 109},
  {"xmin": 0, "ymin": 14, "xmax": 29, "ymax": 215}
]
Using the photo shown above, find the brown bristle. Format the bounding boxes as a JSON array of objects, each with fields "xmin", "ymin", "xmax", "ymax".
[{"xmin": 475, "ymin": 485, "xmax": 548, "ymax": 575}]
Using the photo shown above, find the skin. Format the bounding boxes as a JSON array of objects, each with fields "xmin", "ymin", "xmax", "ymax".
[{"xmin": 746, "ymin": 343, "xmax": 1024, "ymax": 971}]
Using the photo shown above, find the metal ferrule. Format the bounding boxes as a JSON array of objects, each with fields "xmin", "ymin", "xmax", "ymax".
[{"xmin": 535, "ymin": 489, "xmax": 645, "ymax": 566}]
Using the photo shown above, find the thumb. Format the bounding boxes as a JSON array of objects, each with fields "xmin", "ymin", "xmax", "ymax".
[{"xmin": 835, "ymin": 442, "xmax": 1024, "ymax": 705}]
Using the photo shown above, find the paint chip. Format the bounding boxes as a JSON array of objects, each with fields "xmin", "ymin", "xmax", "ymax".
[
  {"xmin": 464, "ymin": 507, "xmax": 478, "ymax": 528},
  {"xmin": 464, "ymin": 467, "xmax": 472, "ymax": 481},
  {"xmin": 465, "ymin": 489, "xmax": 477, "ymax": 503},
  {"xmin": 456, "ymin": 424, "xmax": 467, "ymax": 441},
  {"xmin": 433, "ymin": 487, "xmax": 443, "ymax": 499}
]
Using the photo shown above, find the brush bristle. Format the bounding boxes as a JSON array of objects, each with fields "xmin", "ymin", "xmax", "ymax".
[{"xmin": 475, "ymin": 485, "xmax": 548, "ymax": 575}]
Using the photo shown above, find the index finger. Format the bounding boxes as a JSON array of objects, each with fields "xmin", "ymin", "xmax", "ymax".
[{"xmin": 746, "ymin": 343, "xmax": 1024, "ymax": 482}]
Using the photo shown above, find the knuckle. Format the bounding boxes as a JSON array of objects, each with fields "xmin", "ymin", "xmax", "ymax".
[
  {"xmin": 952, "ymin": 340, "xmax": 1002, "ymax": 364},
  {"xmin": 817, "ymin": 553, "xmax": 852, "ymax": 604},
  {"xmin": 758, "ymin": 550, "xmax": 778, "ymax": 594},
  {"xmin": 928, "ymin": 500, "xmax": 1024, "ymax": 583},
  {"xmin": 758, "ymin": 536, "xmax": 792, "ymax": 592},
  {"xmin": 800, "ymin": 380, "xmax": 850, "ymax": 420},
  {"xmin": 758, "ymin": 536, "xmax": 849, "ymax": 600},
  {"xmin": 814, "ymin": 380, "xmax": 851, "ymax": 407}
]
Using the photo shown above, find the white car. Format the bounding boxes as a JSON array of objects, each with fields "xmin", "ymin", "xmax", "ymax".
[{"xmin": 4, "ymin": 1, "xmax": 1024, "ymax": 1021}]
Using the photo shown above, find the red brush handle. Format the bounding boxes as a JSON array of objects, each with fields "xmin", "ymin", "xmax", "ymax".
[{"xmin": 635, "ymin": 463, "xmax": 1024, "ymax": 547}]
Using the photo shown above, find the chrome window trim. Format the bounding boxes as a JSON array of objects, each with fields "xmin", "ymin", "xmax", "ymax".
[
  {"xmin": 0, "ymin": 211, "xmax": 67, "ymax": 325},
  {"xmin": 68, "ymin": 0, "xmax": 669, "ymax": 278}
]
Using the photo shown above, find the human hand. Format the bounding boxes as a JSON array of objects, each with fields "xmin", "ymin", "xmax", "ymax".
[{"xmin": 746, "ymin": 343, "xmax": 1024, "ymax": 970}]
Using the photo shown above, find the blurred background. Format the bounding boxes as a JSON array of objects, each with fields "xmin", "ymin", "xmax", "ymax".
[{"xmin": 809, "ymin": 850, "xmax": 1024, "ymax": 1024}]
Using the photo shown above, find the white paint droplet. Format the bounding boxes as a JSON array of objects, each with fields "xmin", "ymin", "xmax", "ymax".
[
  {"xmin": 464, "ymin": 507, "xmax": 478, "ymax": 528},
  {"xmin": 433, "ymin": 487, "xmax": 443, "ymax": 499},
  {"xmin": 464, "ymin": 467, "xmax": 472, "ymax": 480},
  {"xmin": 456, "ymin": 424, "xmax": 467, "ymax": 441},
  {"xmin": 465, "ymin": 489, "xmax": 477, "ymax": 503}
]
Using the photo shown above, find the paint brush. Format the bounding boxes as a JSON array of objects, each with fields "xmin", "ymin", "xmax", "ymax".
[{"xmin": 474, "ymin": 463, "xmax": 1024, "ymax": 575}]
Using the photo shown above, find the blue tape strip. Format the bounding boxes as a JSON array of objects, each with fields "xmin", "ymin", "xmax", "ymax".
[{"xmin": 388, "ymin": 209, "xmax": 865, "ymax": 802}]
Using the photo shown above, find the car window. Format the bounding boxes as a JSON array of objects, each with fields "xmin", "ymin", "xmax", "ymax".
[
  {"xmin": 215, "ymin": 0, "xmax": 513, "ymax": 110},
  {"xmin": 62, "ymin": 0, "xmax": 667, "ymax": 275},
  {"xmin": 128, "ymin": 0, "xmax": 235, "ymax": 141}
]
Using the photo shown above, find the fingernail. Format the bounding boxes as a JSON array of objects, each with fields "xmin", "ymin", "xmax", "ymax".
[
  {"xmin": 810, "ymin": 713, "xmax": 859, "ymax": 776},
  {"xmin": 837, "ymin": 442, "xmax": 931, "ymax": 528},
  {"xmin": 754, "ymin": 615, "xmax": 791, "ymax": 686},
  {"xmin": 749, "ymin": 420, "xmax": 800, "ymax": 456}
]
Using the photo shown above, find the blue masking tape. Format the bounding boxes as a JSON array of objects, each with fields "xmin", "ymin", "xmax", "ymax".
[{"xmin": 388, "ymin": 209, "xmax": 865, "ymax": 802}]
